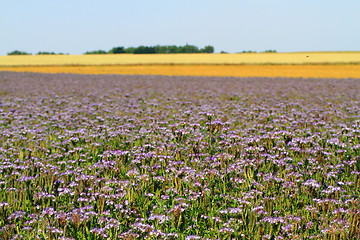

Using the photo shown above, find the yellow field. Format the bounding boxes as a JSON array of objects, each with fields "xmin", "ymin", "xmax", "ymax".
[
  {"xmin": 1, "ymin": 52, "xmax": 360, "ymax": 66},
  {"xmin": 1, "ymin": 64, "xmax": 360, "ymax": 79},
  {"xmin": 1, "ymin": 52, "xmax": 360, "ymax": 78}
]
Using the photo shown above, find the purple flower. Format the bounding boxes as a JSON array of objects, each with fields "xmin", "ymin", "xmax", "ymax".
[{"xmin": 302, "ymin": 179, "xmax": 321, "ymax": 189}]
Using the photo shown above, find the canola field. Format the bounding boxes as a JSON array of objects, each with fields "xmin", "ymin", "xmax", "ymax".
[
  {"xmin": 0, "ymin": 71, "xmax": 360, "ymax": 239},
  {"xmin": 1, "ymin": 52, "xmax": 360, "ymax": 78},
  {"xmin": 1, "ymin": 64, "xmax": 360, "ymax": 79},
  {"xmin": 1, "ymin": 52, "xmax": 360, "ymax": 66}
]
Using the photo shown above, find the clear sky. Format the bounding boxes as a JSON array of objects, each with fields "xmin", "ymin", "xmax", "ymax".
[{"xmin": 1, "ymin": 0, "xmax": 359, "ymax": 55}]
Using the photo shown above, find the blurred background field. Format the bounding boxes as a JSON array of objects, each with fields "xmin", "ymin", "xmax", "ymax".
[
  {"xmin": 1, "ymin": 64, "xmax": 360, "ymax": 79},
  {"xmin": 1, "ymin": 52, "xmax": 360, "ymax": 66},
  {"xmin": 1, "ymin": 52, "xmax": 360, "ymax": 78}
]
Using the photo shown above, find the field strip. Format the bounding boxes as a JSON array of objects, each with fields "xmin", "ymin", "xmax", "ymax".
[
  {"xmin": 1, "ymin": 52, "xmax": 360, "ymax": 66},
  {"xmin": 1, "ymin": 64, "xmax": 360, "ymax": 78}
]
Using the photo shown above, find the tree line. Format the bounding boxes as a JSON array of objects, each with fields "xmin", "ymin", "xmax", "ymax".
[
  {"xmin": 6, "ymin": 44, "xmax": 214, "ymax": 55},
  {"xmin": 84, "ymin": 44, "xmax": 215, "ymax": 54},
  {"xmin": 7, "ymin": 50, "xmax": 68, "ymax": 55},
  {"xmin": 7, "ymin": 45, "xmax": 278, "ymax": 55}
]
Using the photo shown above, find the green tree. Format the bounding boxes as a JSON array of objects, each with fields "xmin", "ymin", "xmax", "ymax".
[
  {"xmin": 240, "ymin": 50, "xmax": 257, "ymax": 53},
  {"xmin": 125, "ymin": 47, "xmax": 136, "ymax": 54},
  {"xmin": 181, "ymin": 44, "xmax": 199, "ymax": 53},
  {"xmin": 100, "ymin": 44, "xmax": 216, "ymax": 54},
  {"xmin": 200, "ymin": 45, "xmax": 214, "ymax": 53},
  {"xmin": 264, "ymin": 49, "xmax": 277, "ymax": 53},
  {"xmin": 84, "ymin": 50, "xmax": 107, "ymax": 55},
  {"xmin": 133, "ymin": 46, "xmax": 156, "ymax": 54},
  {"xmin": 37, "ymin": 51, "xmax": 56, "ymax": 55},
  {"xmin": 7, "ymin": 50, "xmax": 31, "ymax": 55},
  {"xmin": 108, "ymin": 47, "xmax": 126, "ymax": 54},
  {"xmin": 168, "ymin": 45, "xmax": 181, "ymax": 53},
  {"xmin": 154, "ymin": 45, "xmax": 169, "ymax": 54}
]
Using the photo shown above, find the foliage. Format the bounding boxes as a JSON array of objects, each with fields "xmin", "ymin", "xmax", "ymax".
[
  {"xmin": 83, "ymin": 45, "xmax": 215, "ymax": 55},
  {"xmin": 7, "ymin": 50, "xmax": 31, "ymax": 55},
  {"xmin": 84, "ymin": 50, "xmax": 108, "ymax": 55},
  {"xmin": 239, "ymin": 51, "xmax": 258, "ymax": 53},
  {"xmin": 108, "ymin": 47, "xmax": 126, "ymax": 54},
  {"xmin": 200, "ymin": 45, "xmax": 215, "ymax": 53},
  {"xmin": 124, "ymin": 47, "xmax": 136, "ymax": 54},
  {"xmin": 133, "ymin": 46, "xmax": 156, "ymax": 54},
  {"xmin": 36, "ymin": 52, "xmax": 67, "ymax": 55},
  {"xmin": 264, "ymin": 50, "xmax": 277, "ymax": 53},
  {"xmin": 36, "ymin": 52, "xmax": 56, "ymax": 55}
]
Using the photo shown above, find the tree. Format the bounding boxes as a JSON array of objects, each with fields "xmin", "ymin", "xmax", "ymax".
[
  {"xmin": 240, "ymin": 50, "xmax": 257, "ymax": 53},
  {"xmin": 83, "ymin": 44, "xmax": 216, "ymax": 55},
  {"xmin": 125, "ymin": 47, "xmax": 136, "ymax": 54},
  {"xmin": 8, "ymin": 50, "xmax": 31, "ymax": 55},
  {"xmin": 84, "ymin": 50, "xmax": 107, "ymax": 55},
  {"xmin": 108, "ymin": 47, "xmax": 126, "ymax": 54},
  {"xmin": 37, "ymin": 51, "xmax": 56, "ymax": 55},
  {"xmin": 168, "ymin": 45, "xmax": 181, "ymax": 53},
  {"xmin": 200, "ymin": 46, "xmax": 214, "ymax": 53},
  {"xmin": 264, "ymin": 50, "xmax": 277, "ymax": 53},
  {"xmin": 133, "ymin": 46, "xmax": 156, "ymax": 54},
  {"xmin": 154, "ymin": 45, "xmax": 169, "ymax": 54},
  {"xmin": 181, "ymin": 45, "xmax": 199, "ymax": 53}
]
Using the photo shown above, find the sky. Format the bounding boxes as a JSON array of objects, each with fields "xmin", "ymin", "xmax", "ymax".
[{"xmin": 1, "ymin": 0, "xmax": 360, "ymax": 55}]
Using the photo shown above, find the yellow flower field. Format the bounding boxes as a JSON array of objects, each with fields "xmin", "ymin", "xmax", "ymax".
[
  {"xmin": 1, "ymin": 52, "xmax": 360, "ymax": 78},
  {"xmin": 1, "ymin": 64, "xmax": 360, "ymax": 79},
  {"xmin": 1, "ymin": 52, "xmax": 360, "ymax": 66}
]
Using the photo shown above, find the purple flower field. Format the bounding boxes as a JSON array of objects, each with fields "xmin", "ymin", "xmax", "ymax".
[{"xmin": 0, "ymin": 72, "xmax": 359, "ymax": 239}]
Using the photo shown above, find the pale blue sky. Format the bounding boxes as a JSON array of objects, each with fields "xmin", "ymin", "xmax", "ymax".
[{"xmin": 1, "ymin": 0, "xmax": 359, "ymax": 55}]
